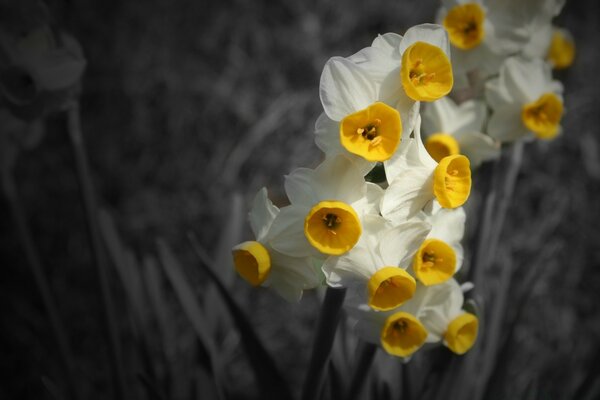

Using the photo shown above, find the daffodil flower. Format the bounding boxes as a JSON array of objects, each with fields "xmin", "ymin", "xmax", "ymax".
[
  {"xmin": 382, "ymin": 115, "xmax": 472, "ymax": 222},
  {"xmin": 316, "ymin": 24, "xmax": 453, "ymax": 171},
  {"xmin": 485, "ymin": 56, "xmax": 564, "ymax": 142},
  {"xmin": 268, "ymin": 155, "xmax": 382, "ymax": 258},
  {"xmin": 421, "ymin": 96, "xmax": 499, "ymax": 168},
  {"xmin": 438, "ymin": 0, "xmax": 562, "ymax": 82},
  {"xmin": 412, "ymin": 202, "xmax": 466, "ymax": 286},
  {"xmin": 547, "ymin": 27, "xmax": 575, "ymax": 70},
  {"xmin": 322, "ymin": 214, "xmax": 430, "ymax": 311},
  {"xmin": 231, "ymin": 188, "xmax": 321, "ymax": 302}
]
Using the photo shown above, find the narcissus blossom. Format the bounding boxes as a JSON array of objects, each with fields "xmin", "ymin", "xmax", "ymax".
[
  {"xmin": 268, "ymin": 155, "xmax": 382, "ymax": 258},
  {"xmin": 322, "ymin": 214, "xmax": 430, "ymax": 311},
  {"xmin": 316, "ymin": 24, "xmax": 453, "ymax": 171},
  {"xmin": 422, "ymin": 96, "xmax": 499, "ymax": 168},
  {"xmin": 485, "ymin": 56, "xmax": 564, "ymax": 142},
  {"xmin": 412, "ymin": 202, "xmax": 466, "ymax": 286},
  {"xmin": 382, "ymin": 116, "xmax": 472, "ymax": 222},
  {"xmin": 231, "ymin": 188, "xmax": 321, "ymax": 302}
]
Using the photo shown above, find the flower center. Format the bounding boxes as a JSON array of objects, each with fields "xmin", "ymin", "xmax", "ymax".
[
  {"xmin": 425, "ymin": 133, "xmax": 461, "ymax": 163},
  {"xmin": 304, "ymin": 200, "xmax": 361, "ymax": 255},
  {"xmin": 401, "ymin": 41, "xmax": 453, "ymax": 102},
  {"xmin": 232, "ymin": 241, "xmax": 271, "ymax": 286},
  {"xmin": 444, "ymin": 312, "xmax": 479, "ymax": 355},
  {"xmin": 340, "ymin": 102, "xmax": 402, "ymax": 162},
  {"xmin": 413, "ymin": 239, "xmax": 456, "ymax": 286},
  {"xmin": 547, "ymin": 29, "xmax": 575, "ymax": 70},
  {"xmin": 433, "ymin": 154, "xmax": 471, "ymax": 209},
  {"xmin": 367, "ymin": 267, "xmax": 416, "ymax": 311},
  {"xmin": 521, "ymin": 93, "xmax": 564, "ymax": 140},
  {"xmin": 381, "ymin": 312, "xmax": 428, "ymax": 358},
  {"xmin": 443, "ymin": 3, "xmax": 486, "ymax": 50}
]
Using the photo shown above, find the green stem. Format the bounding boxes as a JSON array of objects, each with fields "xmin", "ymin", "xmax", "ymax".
[
  {"xmin": 2, "ymin": 168, "xmax": 80, "ymax": 400},
  {"xmin": 345, "ymin": 342, "xmax": 377, "ymax": 400},
  {"xmin": 301, "ymin": 287, "xmax": 347, "ymax": 400},
  {"xmin": 67, "ymin": 101, "xmax": 127, "ymax": 400}
]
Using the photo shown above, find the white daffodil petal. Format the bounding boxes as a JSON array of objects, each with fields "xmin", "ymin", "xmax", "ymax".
[
  {"xmin": 348, "ymin": 46, "xmax": 399, "ymax": 84},
  {"xmin": 315, "ymin": 155, "xmax": 366, "ymax": 204},
  {"xmin": 284, "ymin": 167, "xmax": 321, "ymax": 207},
  {"xmin": 428, "ymin": 207, "xmax": 466, "ymax": 244},
  {"xmin": 487, "ymin": 105, "xmax": 530, "ymax": 142},
  {"xmin": 249, "ymin": 187, "xmax": 279, "ymax": 242},
  {"xmin": 320, "ymin": 56, "xmax": 378, "ymax": 121},
  {"xmin": 380, "ymin": 220, "xmax": 431, "ymax": 268},
  {"xmin": 381, "ymin": 167, "xmax": 434, "ymax": 223},
  {"xmin": 268, "ymin": 205, "xmax": 316, "ymax": 257},
  {"xmin": 371, "ymin": 33, "xmax": 403, "ymax": 59},
  {"xmin": 399, "ymin": 24, "xmax": 451, "ymax": 58},
  {"xmin": 453, "ymin": 131, "xmax": 500, "ymax": 168},
  {"xmin": 315, "ymin": 112, "xmax": 343, "ymax": 155}
]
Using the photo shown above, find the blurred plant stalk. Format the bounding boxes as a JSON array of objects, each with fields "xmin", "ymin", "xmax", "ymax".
[
  {"xmin": 301, "ymin": 287, "xmax": 347, "ymax": 400},
  {"xmin": 2, "ymin": 168, "xmax": 81, "ymax": 400},
  {"xmin": 66, "ymin": 101, "xmax": 128, "ymax": 400},
  {"xmin": 445, "ymin": 141, "xmax": 525, "ymax": 400}
]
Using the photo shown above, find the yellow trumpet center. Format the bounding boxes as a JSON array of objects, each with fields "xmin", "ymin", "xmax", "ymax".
[
  {"xmin": 425, "ymin": 133, "xmax": 461, "ymax": 163},
  {"xmin": 381, "ymin": 312, "xmax": 428, "ymax": 358},
  {"xmin": 367, "ymin": 267, "xmax": 416, "ymax": 311},
  {"xmin": 547, "ymin": 30, "xmax": 575, "ymax": 70},
  {"xmin": 401, "ymin": 41, "xmax": 453, "ymax": 102},
  {"xmin": 444, "ymin": 312, "xmax": 479, "ymax": 355},
  {"xmin": 433, "ymin": 155, "xmax": 471, "ymax": 208},
  {"xmin": 232, "ymin": 241, "xmax": 271, "ymax": 286},
  {"xmin": 304, "ymin": 200, "xmax": 361, "ymax": 255},
  {"xmin": 413, "ymin": 239, "xmax": 456, "ymax": 286},
  {"xmin": 443, "ymin": 3, "xmax": 486, "ymax": 50},
  {"xmin": 521, "ymin": 93, "xmax": 564, "ymax": 140},
  {"xmin": 340, "ymin": 102, "xmax": 402, "ymax": 162}
]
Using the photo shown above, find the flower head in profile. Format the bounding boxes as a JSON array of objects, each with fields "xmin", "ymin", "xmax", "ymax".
[
  {"xmin": 316, "ymin": 24, "xmax": 453, "ymax": 173},
  {"xmin": 412, "ymin": 202, "xmax": 466, "ymax": 286},
  {"xmin": 231, "ymin": 188, "xmax": 321, "ymax": 302},
  {"xmin": 382, "ymin": 116, "xmax": 472, "ymax": 222},
  {"xmin": 485, "ymin": 56, "xmax": 564, "ymax": 142},
  {"xmin": 422, "ymin": 96, "xmax": 499, "ymax": 168},
  {"xmin": 322, "ymin": 214, "xmax": 430, "ymax": 311},
  {"xmin": 267, "ymin": 155, "xmax": 382, "ymax": 259}
]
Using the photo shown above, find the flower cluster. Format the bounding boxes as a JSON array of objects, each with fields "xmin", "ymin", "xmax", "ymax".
[{"xmin": 232, "ymin": 0, "xmax": 572, "ymax": 359}]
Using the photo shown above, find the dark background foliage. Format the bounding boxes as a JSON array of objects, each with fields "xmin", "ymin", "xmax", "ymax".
[{"xmin": 1, "ymin": 0, "xmax": 599, "ymax": 399}]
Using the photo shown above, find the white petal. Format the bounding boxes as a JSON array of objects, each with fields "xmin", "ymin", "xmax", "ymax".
[
  {"xmin": 314, "ymin": 155, "xmax": 366, "ymax": 204},
  {"xmin": 249, "ymin": 187, "xmax": 279, "ymax": 242},
  {"xmin": 487, "ymin": 105, "xmax": 530, "ymax": 142},
  {"xmin": 348, "ymin": 46, "xmax": 399, "ymax": 84},
  {"xmin": 398, "ymin": 24, "xmax": 451, "ymax": 59},
  {"xmin": 379, "ymin": 220, "xmax": 431, "ymax": 268},
  {"xmin": 381, "ymin": 166, "xmax": 434, "ymax": 223},
  {"xmin": 453, "ymin": 131, "xmax": 500, "ymax": 168},
  {"xmin": 372, "ymin": 33, "xmax": 403, "ymax": 59},
  {"xmin": 485, "ymin": 76, "xmax": 513, "ymax": 111},
  {"xmin": 284, "ymin": 167, "xmax": 321, "ymax": 207},
  {"xmin": 320, "ymin": 57, "xmax": 378, "ymax": 121},
  {"xmin": 268, "ymin": 205, "xmax": 316, "ymax": 257},
  {"xmin": 428, "ymin": 207, "xmax": 466, "ymax": 244}
]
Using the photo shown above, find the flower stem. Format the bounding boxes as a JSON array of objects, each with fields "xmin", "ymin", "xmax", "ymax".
[
  {"xmin": 301, "ymin": 287, "xmax": 347, "ymax": 400},
  {"xmin": 345, "ymin": 342, "xmax": 377, "ymax": 400},
  {"xmin": 2, "ymin": 169, "xmax": 81, "ymax": 400},
  {"xmin": 67, "ymin": 101, "xmax": 127, "ymax": 400}
]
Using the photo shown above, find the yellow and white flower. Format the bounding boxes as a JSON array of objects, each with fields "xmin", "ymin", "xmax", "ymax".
[
  {"xmin": 268, "ymin": 155, "xmax": 382, "ymax": 258},
  {"xmin": 485, "ymin": 56, "xmax": 564, "ymax": 142},
  {"xmin": 322, "ymin": 214, "xmax": 430, "ymax": 311},
  {"xmin": 316, "ymin": 24, "xmax": 453, "ymax": 171},
  {"xmin": 412, "ymin": 202, "xmax": 465, "ymax": 286},
  {"xmin": 547, "ymin": 27, "xmax": 575, "ymax": 70},
  {"xmin": 231, "ymin": 188, "xmax": 321, "ymax": 302},
  {"xmin": 422, "ymin": 96, "xmax": 499, "ymax": 168},
  {"xmin": 438, "ymin": 0, "xmax": 560, "ymax": 81},
  {"xmin": 382, "ymin": 116, "xmax": 472, "ymax": 222}
]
